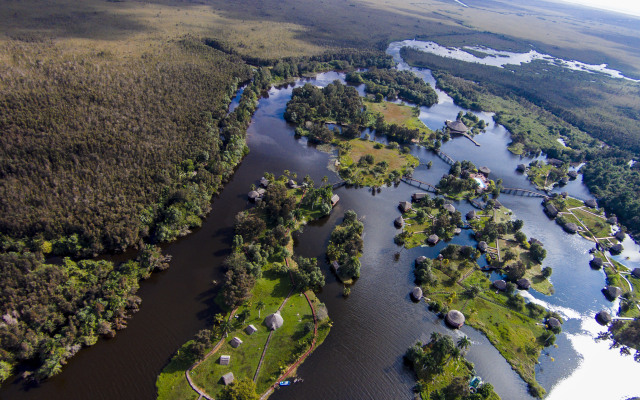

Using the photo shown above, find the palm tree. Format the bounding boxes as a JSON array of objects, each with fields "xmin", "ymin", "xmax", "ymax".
[
  {"xmin": 457, "ymin": 336, "xmax": 472, "ymax": 355},
  {"xmin": 430, "ymin": 331, "xmax": 442, "ymax": 344},
  {"xmin": 256, "ymin": 300, "xmax": 266, "ymax": 318},
  {"xmin": 219, "ymin": 320, "xmax": 233, "ymax": 338}
]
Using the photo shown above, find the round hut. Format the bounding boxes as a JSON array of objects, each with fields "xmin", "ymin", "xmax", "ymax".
[
  {"xmin": 248, "ymin": 190, "xmax": 260, "ymax": 202},
  {"xmin": 493, "ymin": 279, "xmax": 507, "ymax": 291},
  {"xmin": 590, "ymin": 257, "xmax": 604, "ymax": 269},
  {"xmin": 411, "ymin": 287, "xmax": 423, "ymax": 301},
  {"xmin": 610, "ymin": 243, "xmax": 624, "ymax": 255},
  {"xmin": 603, "ymin": 285, "xmax": 623, "ymax": 300},
  {"xmin": 606, "ymin": 216, "xmax": 618, "ymax": 225},
  {"xmin": 446, "ymin": 120, "xmax": 468, "ymax": 134},
  {"xmin": 445, "ymin": 310, "xmax": 465, "ymax": 329},
  {"xmin": 547, "ymin": 317, "xmax": 561, "ymax": 330},
  {"xmin": 264, "ymin": 311, "xmax": 284, "ymax": 331},
  {"xmin": 585, "ymin": 199, "xmax": 598, "ymax": 208},
  {"xmin": 466, "ymin": 210, "xmax": 477, "ymax": 220},
  {"xmin": 615, "ymin": 230, "xmax": 625, "ymax": 242},
  {"xmin": 415, "ymin": 256, "xmax": 427, "ymax": 266},
  {"xmin": 454, "ymin": 227, "xmax": 462, "ymax": 235},
  {"xmin": 563, "ymin": 223, "xmax": 579, "ymax": 234},
  {"xmin": 632, "ymin": 268, "xmax": 640, "ymax": 279},
  {"xmin": 477, "ymin": 241, "xmax": 488, "ymax": 253},
  {"xmin": 567, "ymin": 170, "xmax": 578, "ymax": 179},
  {"xmin": 595, "ymin": 310, "xmax": 612, "ymax": 326},
  {"xmin": 427, "ymin": 234, "xmax": 439, "ymax": 245},
  {"xmin": 394, "ymin": 216, "xmax": 405, "ymax": 228},
  {"xmin": 517, "ymin": 278, "xmax": 532, "ymax": 290},
  {"xmin": 516, "ymin": 164, "xmax": 526, "ymax": 173},
  {"xmin": 444, "ymin": 203, "xmax": 456, "ymax": 213}
]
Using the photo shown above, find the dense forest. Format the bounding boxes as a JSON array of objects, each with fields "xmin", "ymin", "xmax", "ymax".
[
  {"xmin": 345, "ymin": 68, "xmax": 438, "ymax": 106},
  {"xmin": 399, "ymin": 46, "xmax": 640, "ymax": 236},
  {"xmin": 284, "ymin": 81, "xmax": 365, "ymax": 126},
  {"xmin": 327, "ymin": 210, "xmax": 364, "ymax": 282}
]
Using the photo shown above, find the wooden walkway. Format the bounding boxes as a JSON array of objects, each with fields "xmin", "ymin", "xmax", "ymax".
[
  {"xmin": 459, "ymin": 132, "xmax": 481, "ymax": 146},
  {"xmin": 435, "ymin": 149, "xmax": 456, "ymax": 165},
  {"xmin": 401, "ymin": 177, "xmax": 438, "ymax": 192},
  {"xmin": 500, "ymin": 187, "xmax": 549, "ymax": 198}
]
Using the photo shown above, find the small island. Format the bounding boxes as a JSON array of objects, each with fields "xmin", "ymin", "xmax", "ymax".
[
  {"xmin": 156, "ymin": 173, "xmax": 334, "ymax": 400},
  {"xmin": 405, "ymin": 333, "xmax": 500, "ymax": 400},
  {"xmin": 327, "ymin": 210, "xmax": 364, "ymax": 287},
  {"xmin": 413, "ymin": 244, "xmax": 559, "ymax": 398}
]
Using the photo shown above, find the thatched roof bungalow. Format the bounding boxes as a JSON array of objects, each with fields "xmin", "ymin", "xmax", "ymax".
[
  {"xmin": 516, "ymin": 164, "xmax": 526, "ymax": 173},
  {"xmin": 287, "ymin": 179, "xmax": 298, "ymax": 189},
  {"xmin": 444, "ymin": 203, "xmax": 456, "ymax": 213},
  {"xmin": 615, "ymin": 230, "xmax": 625, "ymax": 241},
  {"xmin": 394, "ymin": 216, "xmax": 405, "ymax": 228},
  {"xmin": 454, "ymin": 227, "xmax": 462, "ymax": 235},
  {"xmin": 222, "ymin": 372, "xmax": 235, "ymax": 386},
  {"xmin": 590, "ymin": 257, "xmax": 604, "ymax": 269},
  {"xmin": 248, "ymin": 190, "xmax": 261, "ymax": 202},
  {"xmin": 567, "ymin": 170, "xmax": 578, "ymax": 179},
  {"xmin": 219, "ymin": 355, "xmax": 230, "ymax": 365},
  {"xmin": 265, "ymin": 311, "xmax": 284, "ymax": 331},
  {"xmin": 547, "ymin": 317, "xmax": 561, "ymax": 329},
  {"xmin": 585, "ymin": 199, "xmax": 597, "ymax": 208},
  {"xmin": 245, "ymin": 324, "xmax": 258, "ymax": 335},
  {"xmin": 411, "ymin": 287, "xmax": 423, "ymax": 301},
  {"xmin": 607, "ymin": 216, "xmax": 618, "ymax": 225},
  {"xmin": 603, "ymin": 285, "xmax": 623, "ymax": 299},
  {"xmin": 412, "ymin": 193, "xmax": 428, "ymax": 202},
  {"xmin": 446, "ymin": 120, "xmax": 468, "ymax": 134},
  {"xmin": 517, "ymin": 278, "xmax": 531, "ymax": 290},
  {"xmin": 427, "ymin": 234, "xmax": 439, "ymax": 245},
  {"xmin": 632, "ymin": 268, "xmax": 640, "ymax": 279},
  {"xmin": 466, "ymin": 210, "xmax": 477, "ymax": 220},
  {"xmin": 445, "ymin": 310, "xmax": 465, "ymax": 329},
  {"xmin": 544, "ymin": 203, "xmax": 558, "ymax": 218},
  {"xmin": 563, "ymin": 223, "xmax": 579, "ymax": 234},
  {"xmin": 416, "ymin": 256, "xmax": 427, "ymax": 266},
  {"xmin": 259, "ymin": 177, "xmax": 270, "ymax": 188},
  {"xmin": 610, "ymin": 243, "xmax": 624, "ymax": 255},
  {"xmin": 595, "ymin": 310, "xmax": 612, "ymax": 326},
  {"xmin": 493, "ymin": 279, "xmax": 507, "ymax": 291},
  {"xmin": 398, "ymin": 201, "xmax": 412, "ymax": 213},
  {"xmin": 477, "ymin": 241, "xmax": 488, "ymax": 252},
  {"xmin": 478, "ymin": 166, "xmax": 491, "ymax": 177},
  {"xmin": 331, "ymin": 261, "xmax": 341, "ymax": 274},
  {"xmin": 229, "ymin": 337, "xmax": 243, "ymax": 348},
  {"xmin": 547, "ymin": 158, "xmax": 564, "ymax": 167}
]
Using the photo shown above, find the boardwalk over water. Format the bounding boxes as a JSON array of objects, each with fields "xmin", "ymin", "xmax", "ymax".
[
  {"xmin": 435, "ymin": 149, "xmax": 456, "ymax": 165},
  {"xmin": 401, "ymin": 177, "xmax": 438, "ymax": 192},
  {"xmin": 500, "ymin": 187, "xmax": 549, "ymax": 199}
]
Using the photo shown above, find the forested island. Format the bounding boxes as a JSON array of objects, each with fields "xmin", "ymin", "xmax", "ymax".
[
  {"xmin": 327, "ymin": 210, "xmax": 364, "ymax": 287},
  {"xmin": 157, "ymin": 173, "xmax": 334, "ymax": 399}
]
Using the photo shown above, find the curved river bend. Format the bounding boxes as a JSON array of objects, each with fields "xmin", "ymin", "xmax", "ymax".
[{"xmin": 2, "ymin": 42, "xmax": 640, "ymax": 400}]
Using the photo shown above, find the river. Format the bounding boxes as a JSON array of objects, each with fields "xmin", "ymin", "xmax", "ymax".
[{"xmin": 2, "ymin": 43, "xmax": 639, "ymax": 400}]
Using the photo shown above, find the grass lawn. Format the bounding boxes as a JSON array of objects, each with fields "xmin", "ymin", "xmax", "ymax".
[
  {"xmin": 526, "ymin": 163, "xmax": 558, "ymax": 189},
  {"xmin": 156, "ymin": 341, "xmax": 200, "ymax": 400},
  {"xmin": 572, "ymin": 208, "xmax": 611, "ymax": 239},
  {"xmin": 365, "ymin": 100, "xmax": 432, "ymax": 138},
  {"xmin": 499, "ymin": 239, "xmax": 553, "ymax": 295},
  {"xmin": 338, "ymin": 138, "xmax": 418, "ymax": 186}
]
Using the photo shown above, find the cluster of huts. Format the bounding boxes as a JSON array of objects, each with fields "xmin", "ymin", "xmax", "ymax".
[
  {"xmin": 593, "ymin": 267, "xmax": 640, "ymax": 326},
  {"xmin": 217, "ymin": 311, "xmax": 285, "ymax": 386},
  {"xmin": 247, "ymin": 177, "xmax": 270, "ymax": 202}
]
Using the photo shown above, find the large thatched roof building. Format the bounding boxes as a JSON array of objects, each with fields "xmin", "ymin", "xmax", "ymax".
[
  {"xmin": 478, "ymin": 166, "xmax": 491, "ymax": 177},
  {"xmin": 265, "ymin": 311, "xmax": 284, "ymax": 331},
  {"xmin": 446, "ymin": 120, "xmax": 468, "ymax": 134},
  {"xmin": 493, "ymin": 279, "xmax": 507, "ymax": 291},
  {"xmin": 445, "ymin": 310, "xmax": 465, "ymax": 329}
]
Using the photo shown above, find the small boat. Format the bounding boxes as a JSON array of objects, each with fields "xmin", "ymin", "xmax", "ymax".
[{"xmin": 279, "ymin": 381, "xmax": 291, "ymax": 386}]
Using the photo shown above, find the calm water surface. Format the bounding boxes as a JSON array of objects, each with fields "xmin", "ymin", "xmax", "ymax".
[{"xmin": 2, "ymin": 45, "xmax": 640, "ymax": 400}]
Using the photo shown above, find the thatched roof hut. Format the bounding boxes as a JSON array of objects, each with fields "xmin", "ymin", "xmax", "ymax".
[
  {"xmin": 477, "ymin": 241, "xmax": 488, "ymax": 252},
  {"xmin": 394, "ymin": 216, "xmax": 405, "ymax": 228},
  {"xmin": 560, "ymin": 176, "xmax": 569, "ymax": 185},
  {"xmin": 547, "ymin": 317, "xmax": 561, "ymax": 329},
  {"xmin": 454, "ymin": 227, "xmax": 462, "ymax": 235},
  {"xmin": 632, "ymin": 268, "xmax": 640, "ymax": 279},
  {"xmin": 399, "ymin": 201, "xmax": 412, "ymax": 213},
  {"xmin": 516, "ymin": 164, "xmax": 526, "ymax": 173},
  {"xmin": 331, "ymin": 261, "xmax": 341, "ymax": 274},
  {"xmin": 493, "ymin": 279, "xmax": 507, "ymax": 291},
  {"xmin": 547, "ymin": 158, "xmax": 564, "ymax": 167},
  {"xmin": 595, "ymin": 310, "xmax": 612, "ymax": 326},
  {"xmin": 607, "ymin": 216, "xmax": 618, "ymax": 225},
  {"xmin": 416, "ymin": 256, "xmax": 427, "ymax": 265},
  {"xmin": 229, "ymin": 337, "xmax": 243, "ymax": 348},
  {"xmin": 446, "ymin": 120, "xmax": 468, "ymax": 134},
  {"xmin": 610, "ymin": 243, "xmax": 624, "ymax": 255},
  {"xmin": 615, "ymin": 230, "xmax": 625, "ymax": 241},
  {"xmin": 411, "ymin": 287, "xmax": 423, "ymax": 301},
  {"xmin": 603, "ymin": 285, "xmax": 623, "ymax": 299},
  {"xmin": 563, "ymin": 223, "xmax": 579, "ymax": 234},
  {"xmin": 331, "ymin": 194, "xmax": 340, "ymax": 207},
  {"xmin": 478, "ymin": 166, "xmax": 491, "ymax": 177},
  {"xmin": 265, "ymin": 311, "xmax": 284, "ymax": 331},
  {"xmin": 245, "ymin": 324, "xmax": 258, "ymax": 335},
  {"xmin": 590, "ymin": 257, "xmax": 604, "ymax": 269},
  {"xmin": 444, "ymin": 203, "xmax": 456, "ymax": 213},
  {"xmin": 466, "ymin": 210, "xmax": 477, "ymax": 220},
  {"xmin": 287, "ymin": 179, "xmax": 298, "ymax": 189},
  {"xmin": 445, "ymin": 310, "xmax": 465, "ymax": 329},
  {"xmin": 545, "ymin": 204, "xmax": 558, "ymax": 218},
  {"xmin": 427, "ymin": 234, "xmax": 439, "ymax": 245},
  {"xmin": 412, "ymin": 193, "xmax": 428, "ymax": 202},
  {"xmin": 567, "ymin": 170, "xmax": 578, "ymax": 179},
  {"xmin": 248, "ymin": 190, "xmax": 261, "ymax": 202},
  {"xmin": 585, "ymin": 199, "xmax": 597, "ymax": 208},
  {"xmin": 259, "ymin": 177, "xmax": 270, "ymax": 188},
  {"xmin": 517, "ymin": 278, "xmax": 531, "ymax": 290},
  {"xmin": 222, "ymin": 372, "xmax": 235, "ymax": 386},
  {"xmin": 529, "ymin": 238, "xmax": 543, "ymax": 247},
  {"xmin": 219, "ymin": 355, "xmax": 231, "ymax": 365}
]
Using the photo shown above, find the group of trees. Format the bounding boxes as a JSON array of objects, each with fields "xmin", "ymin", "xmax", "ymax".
[
  {"xmin": 284, "ymin": 81, "xmax": 365, "ymax": 126},
  {"xmin": 372, "ymin": 114, "xmax": 422, "ymax": 143},
  {"xmin": 599, "ymin": 319, "xmax": 640, "ymax": 363},
  {"xmin": 404, "ymin": 333, "xmax": 497, "ymax": 400},
  {"xmin": 327, "ymin": 210, "xmax": 364, "ymax": 282},
  {"xmin": 346, "ymin": 68, "xmax": 438, "ymax": 107}
]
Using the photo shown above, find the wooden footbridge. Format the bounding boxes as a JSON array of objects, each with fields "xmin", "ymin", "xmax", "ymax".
[
  {"xmin": 500, "ymin": 187, "xmax": 549, "ymax": 199},
  {"xmin": 435, "ymin": 149, "xmax": 456, "ymax": 165},
  {"xmin": 401, "ymin": 177, "xmax": 438, "ymax": 192}
]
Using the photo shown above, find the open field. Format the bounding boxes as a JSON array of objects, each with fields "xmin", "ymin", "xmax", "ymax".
[{"xmin": 366, "ymin": 100, "xmax": 432, "ymax": 136}]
